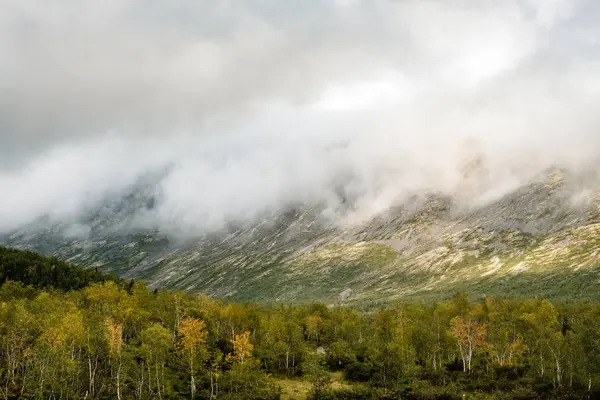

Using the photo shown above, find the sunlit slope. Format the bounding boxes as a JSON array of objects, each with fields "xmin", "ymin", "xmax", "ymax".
[{"xmin": 4, "ymin": 170, "xmax": 600, "ymax": 303}]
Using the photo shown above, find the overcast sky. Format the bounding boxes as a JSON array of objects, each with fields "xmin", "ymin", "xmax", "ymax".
[{"xmin": 1, "ymin": 0, "xmax": 599, "ymax": 235}]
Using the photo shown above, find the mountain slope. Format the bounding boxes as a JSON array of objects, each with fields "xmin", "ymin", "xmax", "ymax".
[{"xmin": 3, "ymin": 169, "xmax": 600, "ymax": 304}]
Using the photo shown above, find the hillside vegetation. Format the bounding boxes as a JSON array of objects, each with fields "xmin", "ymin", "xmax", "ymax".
[
  {"xmin": 1, "ymin": 247, "xmax": 600, "ymax": 398},
  {"xmin": 0, "ymin": 245, "xmax": 120, "ymax": 291},
  {"xmin": 4, "ymin": 169, "xmax": 600, "ymax": 304}
]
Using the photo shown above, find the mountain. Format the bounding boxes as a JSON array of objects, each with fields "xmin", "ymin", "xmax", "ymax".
[{"xmin": 3, "ymin": 168, "xmax": 600, "ymax": 304}]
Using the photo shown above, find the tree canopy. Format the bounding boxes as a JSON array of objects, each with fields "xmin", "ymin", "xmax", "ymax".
[{"xmin": 0, "ymin": 247, "xmax": 598, "ymax": 399}]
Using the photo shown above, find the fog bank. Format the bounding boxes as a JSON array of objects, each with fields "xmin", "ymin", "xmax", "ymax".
[{"xmin": 1, "ymin": 0, "xmax": 599, "ymax": 236}]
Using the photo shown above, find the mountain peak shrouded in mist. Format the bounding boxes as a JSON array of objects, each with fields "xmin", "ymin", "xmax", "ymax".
[
  {"xmin": 1, "ymin": 0, "xmax": 600, "ymax": 239},
  {"xmin": 4, "ymin": 168, "xmax": 600, "ymax": 303},
  {"xmin": 2, "ymin": 1, "xmax": 600, "ymax": 303}
]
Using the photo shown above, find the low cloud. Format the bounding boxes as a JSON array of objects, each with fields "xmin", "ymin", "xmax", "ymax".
[{"xmin": 1, "ymin": 0, "xmax": 599, "ymax": 237}]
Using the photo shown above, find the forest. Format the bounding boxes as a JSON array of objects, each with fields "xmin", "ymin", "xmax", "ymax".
[{"xmin": 0, "ymin": 246, "xmax": 599, "ymax": 399}]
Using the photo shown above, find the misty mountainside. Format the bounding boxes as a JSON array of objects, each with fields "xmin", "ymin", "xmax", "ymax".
[{"xmin": 3, "ymin": 168, "xmax": 600, "ymax": 304}]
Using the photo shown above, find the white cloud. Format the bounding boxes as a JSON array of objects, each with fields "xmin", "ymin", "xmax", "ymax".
[{"xmin": 0, "ymin": 0, "xmax": 599, "ymax": 236}]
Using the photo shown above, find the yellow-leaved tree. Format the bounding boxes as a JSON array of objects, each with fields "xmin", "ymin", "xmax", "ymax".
[
  {"xmin": 450, "ymin": 315, "xmax": 487, "ymax": 373},
  {"xmin": 306, "ymin": 315, "xmax": 323, "ymax": 343},
  {"xmin": 105, "ymin": 317, "xmax": 124, "ymax": 400},
  {"xmin": 178, "ymin": 317, "xmax": 208, "ymax": 399},
  {"xmin": 226, "ymin": 330, "xmax": 254, "ymax": 364}
]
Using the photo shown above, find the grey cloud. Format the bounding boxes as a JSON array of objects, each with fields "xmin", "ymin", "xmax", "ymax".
[
  {"xmin": 0, "ymin": 0, "xmax": 390, "ymax": 147},
  {"xmin": 1, "ymin": 0, "xmax": 599, "ymax": 236},
  {"xmin": 1, "ymin": 0, "xmax": 581, "ymax": 147}
]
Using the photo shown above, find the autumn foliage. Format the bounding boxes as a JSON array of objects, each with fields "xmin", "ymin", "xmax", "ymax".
[
  {"xmin": 0, "ymin": 248, "xmax": 600, "ymax": 398},
  {"xmin": 226, "ymin": 330, "xmax": 254, "ymax": 364}
]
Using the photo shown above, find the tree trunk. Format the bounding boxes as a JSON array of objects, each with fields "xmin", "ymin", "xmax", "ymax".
[
  {"xmin": 157, "ymin": 363, "xmax": 163, "ymax": 400},
  {"xmin": 457, "ymin": 344, "xmax": 467, "ymax": 373},
  {"xmin": 285, "ymin": 349, "xmax": 290, "ymax": 372},
  {"xmin": 555, "ymin": 355, "xmax": 562, "ymax": 387},
  {"xmin": 116, "ymin": 359, "xmax": 122, "ymax": 400},
  {"xmin": 190, "ymin": 374, "xmax": 196, "ymax": 400},
  {"xmin": 38, "ymin": 362, "xmax": 45, "ymax": 398},
  {"xmin": 136, "ymin": 363, "xmax": 145, "ymax": 400},
  {"xmin": 87, "ymin": 355, "xmax": 98, "ymax": 399}
]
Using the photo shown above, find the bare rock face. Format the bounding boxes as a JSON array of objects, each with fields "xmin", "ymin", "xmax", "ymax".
[{"xmin": 3, "ymin": 169, "xmax": 600, "ymax": 304}]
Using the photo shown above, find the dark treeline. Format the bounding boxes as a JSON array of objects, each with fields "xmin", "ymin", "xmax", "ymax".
[
  {"xmin": 1, "ymin": 248, "xmax": 600, "ymax": 399},
  {"xmin": 0, "ymin": 246, "xmax": 120, "ymax": 290}
]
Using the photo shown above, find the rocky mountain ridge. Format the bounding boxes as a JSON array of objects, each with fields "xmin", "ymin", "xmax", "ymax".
[{"xmin": 3, "ymin": 168, "xmax": 600, "ymax": 304}]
